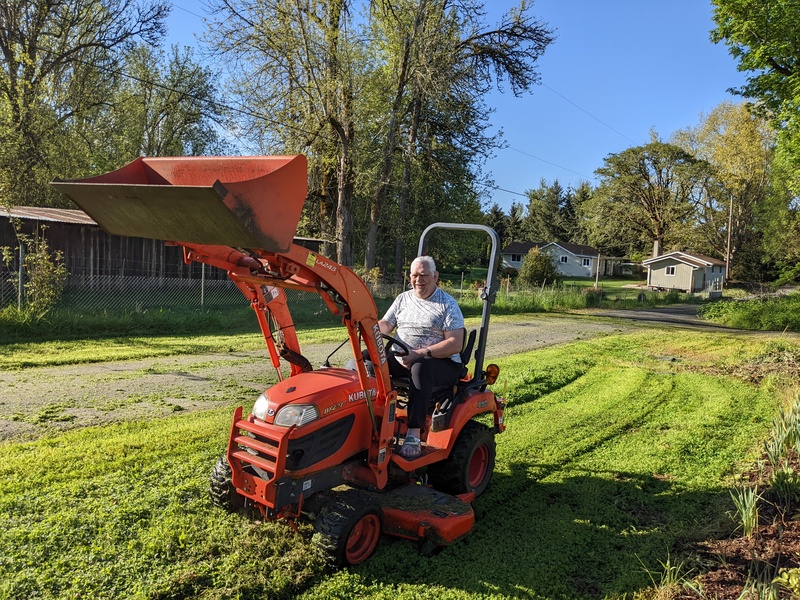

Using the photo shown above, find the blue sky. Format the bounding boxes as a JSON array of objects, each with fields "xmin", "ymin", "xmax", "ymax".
[{"xmin": 165, "ymin": 0, "xmax": 747, "ymax": 213}]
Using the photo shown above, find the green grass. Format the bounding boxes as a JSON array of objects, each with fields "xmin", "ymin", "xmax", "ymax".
[
  {"xmin": 0, "ymin": 325, "xmax": 361, "ymax": 370},
  {"xmin": 1, "ymin": 329, "xmax": 795, "ymax": 599}
]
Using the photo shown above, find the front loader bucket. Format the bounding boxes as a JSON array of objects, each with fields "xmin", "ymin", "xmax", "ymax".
[{"xmin": 51, "ymin": 155, "xmax": 307, "ymax": 252}]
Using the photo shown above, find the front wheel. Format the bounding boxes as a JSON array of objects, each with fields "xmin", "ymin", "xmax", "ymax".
[
  {"xmin": 312, "ymin": 490, "xmax": 382, "ymax": 567},
  {"xmin": 427, "ymin": 420, "xmax": 496, "ymax": 497},
  {"xmin": 209, "ymin": 454, "xmax": 245, "ymax": 511}
]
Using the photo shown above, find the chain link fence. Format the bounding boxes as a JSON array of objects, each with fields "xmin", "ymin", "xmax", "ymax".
[{"xmin": 1, "ymin": 267, "xmax": 406, "ymax": 327}]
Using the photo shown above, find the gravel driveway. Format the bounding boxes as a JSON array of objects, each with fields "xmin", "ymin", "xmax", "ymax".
[{"xmin": 0, "ymin": 306, "xmax": 725, "ymax": 441}]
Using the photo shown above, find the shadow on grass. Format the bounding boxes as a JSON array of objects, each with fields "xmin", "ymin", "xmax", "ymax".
[{"xmin": 354, "ymin": 459, "xmax": 730, "ymax": 599}]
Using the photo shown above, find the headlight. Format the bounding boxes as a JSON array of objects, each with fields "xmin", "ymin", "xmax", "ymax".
[
  {"xmin": 253, "ymin": 393, "xmax": 270, "ymax": 421},
  {"xmin": 274, "ymin": 404, "xmax": 319, "ymax": 427}
]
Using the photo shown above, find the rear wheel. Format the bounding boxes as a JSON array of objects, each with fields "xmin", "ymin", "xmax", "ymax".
[
  {"xmin": 427, "ymin": 420, "xmax": 496, "ymax": 497},
  {"xmin": 209, "ymin": 455, "xmax": 245, "ymax": 511},
  {"xmin": 312, "ymin": 490, "xmax": 382, "ymax": 567}
]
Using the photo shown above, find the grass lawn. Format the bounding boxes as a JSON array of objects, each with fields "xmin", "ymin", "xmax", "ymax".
[
  {"xmin": 1, "ymin": 328, "xmax": 796, "ymax": 599},
  {"xmin": 561, "ymin": 277, "xmax": 646, "ymax": 297}
]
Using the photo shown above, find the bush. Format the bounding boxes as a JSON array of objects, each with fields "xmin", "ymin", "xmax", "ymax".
[
  {"xmin": 698, "ymin": 293, "xmax": 800, "ymax": 331},
  {"xmin": 518, "ymin": 248, "xmax": 561, "ymax": 287}
]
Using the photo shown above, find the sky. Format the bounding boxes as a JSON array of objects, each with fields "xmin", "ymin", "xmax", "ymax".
[{"xmin": 164, "ymin": 0, "xmax": 748, "ymax": 214}]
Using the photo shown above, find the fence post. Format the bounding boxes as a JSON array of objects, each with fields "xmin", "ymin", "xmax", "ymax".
[
  {"xmin": 201, "ymin": 263, "xmax": 205, "ymax": 307},
  {"xmin": 17, "ymin": 241, "xmax": 24, "ymax": 311}
]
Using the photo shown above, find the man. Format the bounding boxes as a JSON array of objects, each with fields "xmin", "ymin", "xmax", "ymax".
[{"xmin": 379, "ymin": 256, "xmax": 464, "ymax": 458}]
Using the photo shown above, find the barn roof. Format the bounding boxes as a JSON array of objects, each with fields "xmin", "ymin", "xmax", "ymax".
[{"xmin": 2, "ymin": 206, "xmax": 97, "ymax": 225}]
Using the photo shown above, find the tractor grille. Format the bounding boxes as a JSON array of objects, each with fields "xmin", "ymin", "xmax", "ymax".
[
  {"xmin": 228, "ymin": 407, "xmax": 291, "ymax": 485},
  {"xmin": 285, "ymin": 414, "xmax": 354, "ymax": 471}
]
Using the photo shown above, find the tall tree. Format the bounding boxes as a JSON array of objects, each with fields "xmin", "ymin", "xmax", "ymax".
[
  {"xmin": 711, "ymin": 0, "xmax": 800, "ymax": 174},
  {"xmin": 362, "ymin": 0, "xmax": 554, "ymax": 271},
  {"xmin": 106, "ymin": 45, "xmax": 227, "ymax": 162},
  {"xmin": 523, "ymin": 179, "xmax": 569, "ymax": 242},
  {"xmin": 673, "ymin": 101, "xmax": 773, "ymax": 279},
  {"xmin": 712, "ymin": 0, "xmax": 800, "ymax": 279},
  {"xmin": 588, "ymin": 139, "xmax": 711, "ymax": 258},
  {"xmin": 0, "ymin": 0, "xmax": 168, "ymax": 207},
  {"xmin": 484, "ymin": 203, "xmax": 508, "ymax": 247},
  {"xmin": 206, "ymin": 0, "xmax": 360, "ymax": 263}
]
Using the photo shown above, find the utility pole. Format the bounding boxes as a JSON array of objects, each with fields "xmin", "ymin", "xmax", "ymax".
[{"xmin": 725, "ymin": 193, "xmax": 733, "ymax": 280}]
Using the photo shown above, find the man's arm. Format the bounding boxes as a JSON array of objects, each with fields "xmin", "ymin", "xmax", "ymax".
[{"xmin": 378, "ymin": 319, "xmax": 394, "ymax": 335}]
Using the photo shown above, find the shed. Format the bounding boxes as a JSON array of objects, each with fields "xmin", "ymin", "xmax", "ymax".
[{"xmin": 642, "ymin": 251, "xmax": 725, "ymax": 292}]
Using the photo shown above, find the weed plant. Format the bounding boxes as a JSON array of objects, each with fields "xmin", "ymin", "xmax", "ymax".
[{"xmin": 730, "ymin": 486, "xmax": 760, "ymax": 537}]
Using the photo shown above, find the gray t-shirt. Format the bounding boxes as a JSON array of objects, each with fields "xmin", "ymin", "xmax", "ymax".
[{"xmin": 382, "ymin": 287, "xmax": 465, "ymax": 362}]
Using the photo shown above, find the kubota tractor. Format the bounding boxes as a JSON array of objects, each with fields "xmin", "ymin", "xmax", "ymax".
[{"xmin": 53, "ymin": 154, "xmax": 505, "ymax": 566}]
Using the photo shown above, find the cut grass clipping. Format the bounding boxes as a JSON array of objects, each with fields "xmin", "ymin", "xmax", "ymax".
[{"xmin": 0, "ymin": 330, "xmax": 793, "ymax": 599}]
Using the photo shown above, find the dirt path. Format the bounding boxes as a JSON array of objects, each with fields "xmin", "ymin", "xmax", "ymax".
[{"xmin": 0, "ymin": 307, "xmax": 767, "ymax": 441}]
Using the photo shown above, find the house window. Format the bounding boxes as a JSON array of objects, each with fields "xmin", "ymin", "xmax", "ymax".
[
  {"xmin": 665, "ymin": 266, "xmax": 676, "ymax": 276},
  {"xmin": 560, "ymin": 255, "xmax": 568, "ymax": 263},
  {"xmin": 511, "ymin": 254, "xmax": 521, "ymax": 262},
  {"xmin": 582, "ymin": 258, "xmax": 591, "ymax": 267}
]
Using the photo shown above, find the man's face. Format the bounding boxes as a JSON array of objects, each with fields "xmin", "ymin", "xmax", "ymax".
[{"xmin": 410, "ymin": 261, "xmax": 438, "ymax": 299}]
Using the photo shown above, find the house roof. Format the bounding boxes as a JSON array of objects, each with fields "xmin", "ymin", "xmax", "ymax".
[
  {"xmin": 500, "ymin": 241, "xmax": 546, "ymax": 255},
  {"xmin": 543, "ymin": 241, "xmax": 600, "ymax": 257},
  {"xmin": 642, "ymin": 251, "xmax": 726, "ymax": 268}
]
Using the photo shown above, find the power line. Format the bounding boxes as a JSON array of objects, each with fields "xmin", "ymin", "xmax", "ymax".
[
  {"xmin": 506, "ymin": 146, "xmax": 593, "ymax": 180},
  {"xmin": 171, "ymin": 2, "xmax": 207, "ymax": 21},
  {"xmin": 542, "ymin": 83, "xmax": 637, "ymax": 145}
]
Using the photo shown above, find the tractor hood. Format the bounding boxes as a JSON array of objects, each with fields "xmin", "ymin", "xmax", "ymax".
[
  {"xmin": 257, "ymin": 368, "xmax": 377, "ymax": 427},
  {"xmin": 51, "ymin": 155, "xmax": 307, "ymax": 252}
]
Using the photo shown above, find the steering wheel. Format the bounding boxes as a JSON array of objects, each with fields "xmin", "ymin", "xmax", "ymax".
[{"xmin": 381, "ymin": 333, "xmax": 410, "ymax": 357}]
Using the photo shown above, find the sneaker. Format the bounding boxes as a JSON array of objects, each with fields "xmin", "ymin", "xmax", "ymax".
[{"xmin": 398, "ymin": 435, "xmax": 421, "ymax": 458}]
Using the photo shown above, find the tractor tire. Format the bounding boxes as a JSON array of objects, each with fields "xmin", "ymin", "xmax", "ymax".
[
  {"xmin": 427, "ymin": 420, "xmax": 496, "ymax": 497},
  {"xmin": 209, "ymin": 454, "xmax": 245, "ymax": 512},
  {"xmin": 312, "ymin": 489, "xmax": 382, "ymax": 567}
]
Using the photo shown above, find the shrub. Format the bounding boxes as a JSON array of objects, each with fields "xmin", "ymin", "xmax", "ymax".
[
  {"xmin": 1, "ymin": 224, "xmax": 67, "ymax": 319},
  {"xmin": 518, "ymin": 248, "xmax": 561, "ymax": 287}
]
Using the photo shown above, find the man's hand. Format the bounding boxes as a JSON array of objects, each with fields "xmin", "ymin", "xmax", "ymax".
[{"xmin": 399, "ymin": 347, "xmax": 426, "ymax": 368}]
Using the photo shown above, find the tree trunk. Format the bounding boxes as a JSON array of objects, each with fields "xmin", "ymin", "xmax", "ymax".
[{"xmin": 395, "ymin": 95, "xmax": 421, "ymax": 281}]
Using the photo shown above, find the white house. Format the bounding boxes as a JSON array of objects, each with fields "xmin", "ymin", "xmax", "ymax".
[
  {"xmin": 642, "ymin": 251, "xmax": 726, "ymax": 292},
  {"xmin": 500, "ymin": 241, "xmax": 605, "ymax": 278}
]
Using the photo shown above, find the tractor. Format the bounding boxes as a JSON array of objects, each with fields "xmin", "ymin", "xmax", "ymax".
[{"xmin": 53, "ymin": 154, "xmax": 505, "ymax": 566}]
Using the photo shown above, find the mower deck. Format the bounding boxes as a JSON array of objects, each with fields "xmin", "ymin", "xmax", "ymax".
[{"xmin": 375, "ymin": 484, "xmax": 475, "ymax": 546}]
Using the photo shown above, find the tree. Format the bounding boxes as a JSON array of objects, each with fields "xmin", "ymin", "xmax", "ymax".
[
  {"xmin": 104, "ymin": 45, "xmax": 227, "ymax": 162},
  {"xmin": 711, "ymin": 0, "xmax": 800, "ymax": 279},
  {"xmin": 206, "ymin": 0, "xmax": 360, "ymax": 263},
  {"xmin": 0, "ymin": 0, "xmax": 169, "ymax": 208},
  {"xmin": 672, "ymin": 101, "xmax": 774, "ymax": 279},
  {"xmin": 207, "ymin": 0, "xmax": 553, "ymax": 271},
  {"xmin": 361, "ymin": 0, "xmax": 554, "ymax": 271},
  {"xmin": 518, "ymin": 247, "xmax": 559, "ymax": 287},
  {"xmin": 588, "ymin": 139, "xmax": 711, "ymax": 258},
  {"xmin": 485, "ymin": 203, "xmax": 508, "ymax": 247},
  {"xmin": 711, "ymin": 0, "xmax": 800, "ymax": 173},
  {"xmin": 524, "ymin": 179, "xmax": 567, "ymax": 242}
]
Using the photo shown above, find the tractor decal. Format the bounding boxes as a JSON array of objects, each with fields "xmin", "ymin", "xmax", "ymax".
[
  {"xmin": 348, "ymin": 388, "xmax": 377, "ymax": 403},
  {"xmin": 373, "ymin": 323, "xmax": 387, "ymax": 365}
]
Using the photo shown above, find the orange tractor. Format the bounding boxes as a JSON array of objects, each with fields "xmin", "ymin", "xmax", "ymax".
[{"xmin": 53, "ymin": 155, "xmax": 505, "ymax": 565}]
